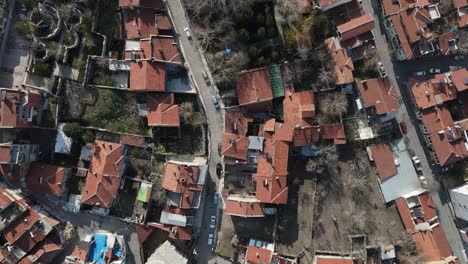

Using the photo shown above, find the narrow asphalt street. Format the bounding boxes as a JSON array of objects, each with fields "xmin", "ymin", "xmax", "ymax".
[
  {"xmin": 165, "ymin": 0, "xmax": 225, "ymax": 262},
  {"xmin": 363, "ymin": 0, "xmax": 468, "ymax": 262}
]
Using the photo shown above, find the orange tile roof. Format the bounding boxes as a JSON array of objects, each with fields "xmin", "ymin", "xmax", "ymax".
[
  {"xmin": 255, "ymin": 174, "xmax": 288, "ymax": 204},
  {"xmin": 451, "ymin": 68, "xmax": 468, "ymax": 92},
  {"xmin": 382, "ymin": 0, "xmax": 402, "ymax": 16},
  {"xmin": 399, "ymin": 8, "xmax": 433, "ymax": 44},
  {"xmin": 139, "ymin": 36, "xmax": 181, "ymax": 63},
  {"xmin": 26, "ymin": 163, "xmax": 68, "ymax": 196},
  {"xmin": 458, "ymin": 12, "xmax": 468, "ymax": 28},
  {"xmin": 245, "ymin": 246, "xmax": 273, "ymax": 264},
  {"xmin": 419, "ymin": 192, "xmax": 437, "ymax": 220},
  {"xmin": 124, "ymin": 8, "xmax": 158, "ymax": 39},
  {"xmin": 81, "ymin": 141, "xmax": 126, "ymax": 208},
  {"xmin": 431, "ymin": 130, "xmax": 468, "ymax": 167},
  {"xmin": 221, "ymin": 133, "xmax": 249, "ymax": 160},
  {"xmin": 325, "ymin": 37, "xmax": 354, "ymax": 85},
  {"xmin": 68, "ymin": 243, "xmax": 89, "ymax": 264},
  {"xmin": 409, "ymin": 77, "xmax": 457, "ymax": 109},
  {"xmin": 236, "ymin": 68, "xmax": 273, "ymax": 109},
  {"xmin": 315, "ymin": 256, "xmax": 354, "ymax": 264},
  {"xmin": 157, "ymin": 223, "xmax": 192, "ymax": 240},
  {"xmin": 357, "ymin": 77, "xmax": 399, "ymax": 114},
  {"xmin": 120, "ymin": 134, "xmax": 146, "ymax": 147},
  {"xmin": 0, "ymin": 145, "xmax": 11, "ymax": 164},
  {"xmin": 283, "ymin": 90, "xmax": 315, "ymax": 126},
  {"xmin": 224, "ymin": 111, "xmax": 253, "ymax": 136},
  {"xmin": 337, "ymin": 14, "xmax": 375, "ymax": 41},
  {"xmin": 0, "ymin": 90, "xmax": 42, "ymax": 128},
  {"xmin": 438, "ymin": 32, "xmax": 459, "ymax": 56},
  {"xmin": 370, "ymin": 144, "xmax": 398, "ymax": 180},
  {"xmin": 390, "ymin": 15, "xmax": 415, "ymax": 60},
  {"xmin": 395, "ymin": 197, "xmax": 415, "ymax": 232},
  {"xmin": 260, "ymin": 139, "xmax": 289, "ymax": 176},
  {"xmin": 321, "ymin": 124, "xmax": 346, "ymax": 144},
  {"xmin": 454, "ymin": 0, "xmax": 468, "ymax": 8},
  {"xmin": 130, "ymin": 61, "xmax": 166, "ymax": 91},
  {"xmin": 224, "ymin": 199, "xmax": 265, "ymax": 217},
  {"xmin": 3, "ymin": 209, "xmax": 40, "ymax": 245},
  {"xmin": 119, "ymin": 0, "xmax": 163, "ymax": 9},
  {"xmin": 292, "ymin": 126, "xmax": 321, "ymax": 147},
  {"xmin": 420, "ymin": 106, "xmax": 454, "ymax": 134},
  {"xmin": 272, "ymin": 122, "xmax": 294, "ymax": 142},
  {"xmin": 413, "ymin": 225, "xmax": 454, "ymax": 263},
  {"xmin": 146, "ymin": 93, "xmax": 180, "ymax": 127},
  {"xmin": 21, "ymin": 230, "xmax": 62, "ymax": 264},
  {"xmin": 161, "ymin": 162, "xmax": 203, "ymax": 209}
]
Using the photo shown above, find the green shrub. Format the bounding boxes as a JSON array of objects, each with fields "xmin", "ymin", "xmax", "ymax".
[
  {"xmin": 237, "ymin": 28, "xmax": 250, "ymax": 43},
  {"xmin": 81, "ymin": 130, "xmax": 95, "ymax": 143},
  {"xmin": 63, "ymin": 122, "xmax": 84, "ymax": 140}
]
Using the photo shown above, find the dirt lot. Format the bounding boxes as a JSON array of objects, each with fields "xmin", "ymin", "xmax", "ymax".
[
  {"xmin": 216, "ymin": 213, "xmax": 275, "ymax": 259},
  {"xmin": 277, "ymin": 158, "xmax": 316, "ymax": 257},
  {"xmin": 312, "ymin": 148, "xmax": 404, "ymax": 251}
]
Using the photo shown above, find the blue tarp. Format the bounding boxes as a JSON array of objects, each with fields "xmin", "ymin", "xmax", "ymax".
[{"xmin": 88, "ymin": 234, "xmax": 108, "ymax": 263}]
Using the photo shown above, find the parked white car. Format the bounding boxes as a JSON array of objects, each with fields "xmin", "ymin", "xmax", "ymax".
[
  {"xmin": 184, "ymin": 27, "xmax": 192, "ymax": 39},
  {"xmin": 208, "ymin": 233, "xmax": 214, "ymax": 245},
  {"xmin": 414, "ymin": 71, "xmax": 426, "ymax": 76},
  {"xmin": 429, "ymin": 68, "xmax": 441, "ymax": 74},
  {"xmin": 210, "ymin": 215, "xmax": 216, "ymax": 229},
  {"xmin": 454, "ymin": 55, "xmax": 465, "ymax": 60}
]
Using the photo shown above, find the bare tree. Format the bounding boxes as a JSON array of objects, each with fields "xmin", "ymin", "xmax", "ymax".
[
  {"xmin": 438, "ymin": 0, "xmax": 454, "ymax": 16},
  {"xmin": 319, "ymin": 92, "xmax": 348, "ymax": 117},
  {"xmin": 459, "ymin": 29, "xmax": 468, "ymax": 55},
  {"xmin": 317, "ymin": 67, "xmax": 336, "ymax": 88},
  {"xmin": 207, "ymin": 51, "xmax": 250, "ymax": 84},
  {"xmin": 196, "ymin": 17, "xmax": 233, "ymax": 52},
  {"xmin": 180, "ymin": 102, "xmax": 205, "ymax": 125},
  {"xmin": 362, "ymin": 50, "xmax": 379, "ymax": 74}
]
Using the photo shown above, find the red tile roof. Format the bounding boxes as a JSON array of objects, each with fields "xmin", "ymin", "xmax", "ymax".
[
  {"xmin": 389, "ymin": 14, "xmax": 415, "ymax": 60},
  {"xmin": 321, "ymin": 124, "xmax": 346, "ymax": 144},
  {"xmin": 25, "ymin": 230, "xmax": 62, "ymax": 264},
  {"xmin": 156, "ymin": 223, "xmax": 192, "ymax": 240},
  {"xmin": 119, "ymin": 0, "xmax": 163, "ymax": 9},
  {"xmin": 292, "ymin": 126, "xmax": 321, "ymax": 147},
  {"xmin": 130, "ymin": 61, "xmax": 166, "ymax": 91},
  {"xmin": 431, "ymin": 129, "xmax": 468, "ymax": 167},
  {"xmin": 421, "ymin": 106, "xmax": 454, "ymax": 134},
  {"xmin": 124, "ymin": 8, "xmax": 158, "ymax": 39},
  {"xmin": 245, "ymin": 246, "xmax": 273, "ymax": 264},
  {"xmin": 399, "ymin": 8, "xmax": 433, "ymax": 44},
  {"xmin": 81, "ymin": 141, "xmax": 126, "ymax": 209},
  {"xmin": 337, "ymin": 14, "xmax": 375, "ymax": 41},
  {"xmin": 454, "ymin": 0, "xmax": 468, "ymax": 8},
  {"xmin": 315, "ymin": 256, "xmax": 354, "ymax": 264},
  {"xmin": 0, "ymin": 145, "xmax": 11, "ymax": 164},
  {"xmin": 0, "ymin": 90, "xmax": 42, "ymax": 128},
  {"xmin": 439, "ymin": 32, "xmax": 459, "ymax": 56},
  {"xmin": 260, "ymin": 139, "xmax": 289, "ymax": 176},
  {"xmin": 283, "ymin": 90, "xmax": 315, "ymax": 126},
  {"xmin": 370, "ymin": 144, "xmax": 398, "ymax": 181},
  {"xmin": 262, "ymin": 121, "xmax": 294, "ymax": 142},
  {"xmin": 26, "ymin": 163, "xmax": 68, "ymax": 196},
  {"xmin": 458, "ymin": 11, "xmax": 468, "ymax": 28},
  {"xmin": 325, "ymin": 37, "xmax": 354, "ymax": 85},
  {"xmin": 419, "ymin": 192, "xmax": 437, "ymax": 220},
  {"xmin": 413, "ymin": 226, "xmax": 454, "ymax": 262},
  {"xmin": 224, "ymin": 199, "xmax": 265, "ymax": 217},
  {"xmin": 139, "ymin": 36, "xmax": 181, "ymax": 63},
  {"xmin": 135, "ymin": 224, "xmax": 156, "ymax": 244},
  {"xmin": 408, "ymin": 77, "xmax": 457, "ymax": 109},
  {"xmin": 161, "ymin": 162, "xmax": 203, "ymax": 209},
  {"xmin": 146, "ymin": 93, "xmax": 180, "ymax": 127},
  {"xmin": 120, "ymin": 134, "xmax": 146, "ymax": 147},
  {"xmin": 451, "ymin": 68, "xmax": 468, "ymax": 92},
  {"xmin": 395, "ymin": 197, "xmax": 415, "ymax": 232},
  {"xmin": 236, "ymin": 68, "xmax": 273, "ymax": 110},
  {"xmin": 68, "ymin": 243, "xmax": 88, "ymax": 264},
  {"xmin": 221, "ymin": 133, "xmax": 249, "ymax": 160},
  {"xmin": 224, "ymin": 111, "xmax": 253, "ymax": 136},
  {"xmin": 357, "ymin": 77, "xmax": 399, "ymax": 114},
  {"xmin": 3, "ymin": 209, "xmax": 40, "ymax": 245}
]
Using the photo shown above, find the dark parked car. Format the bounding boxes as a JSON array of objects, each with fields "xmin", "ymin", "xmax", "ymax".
[
  {"xmin": 218, "ymin": 143, "xmax": 222, "ymax": 156},
  {"xmin": 216, "ymin": 163, "xmax": 222, "ymax": 177}
]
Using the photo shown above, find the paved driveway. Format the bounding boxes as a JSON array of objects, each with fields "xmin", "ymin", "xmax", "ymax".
[{"xmin": 362, "ymin": 0, "xmax": 468, "ymax": 262}]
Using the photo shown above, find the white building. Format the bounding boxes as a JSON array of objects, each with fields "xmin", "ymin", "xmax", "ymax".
[{"xmin": 450, "ymin": 184, "xmax": 468, "ymax": 221}]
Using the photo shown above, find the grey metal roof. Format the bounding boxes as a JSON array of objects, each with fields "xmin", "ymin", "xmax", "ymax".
[
  {"xmin": 248, "ymin": 136, "xmax": 264, "ymax": 151},
  {"xmin": 160, "ymin": 211, "xmax": 187, "ymax": 227},
  {"xmin": 146, "ymin": 241, "xmax": 187, "ymax": 264}
]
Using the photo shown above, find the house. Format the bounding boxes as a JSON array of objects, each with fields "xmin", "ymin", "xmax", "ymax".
[
  {"xmin": 450, "ymin": 183, "xmax": 468, "ymax": 222},
  {"xmin": 292, "ymin": 126, "xmax": 321, "ymax": 147},
  {"xmin": 325, "ymin": 37, "xmax": 355, "ymax": 85},
  {"xmin": 254, "ymin": 139, "xmax": 289, "ymax": 204},
  {"xmin": 146, "ymin": 240, "xmax": 187, "ymax": 264},
  {"xmin": 221, "ymin": 133, "xmax": 249, "ymax": 161},
  {"xmin": 235, "ymin": 68, "xmax": 274, "ymax": 111},
  {"xmin": 408, "ymin": 76, "xmax": 457, "ymax": 110},
  {"xmin": 430, "ymin": 127, "xmax": 468, "ymax": 167},
  {"xmin": 0, "ymin": 143, "xmax": 40, "ymax": 184},
  {"xmin": 356, "ymin": 77, "xmax": 399, "ymax": 115},
  {"xmin": 0, "ymin": 186, "xmax": 62, "ymax": 263},
  {"xmin": 260, "ymin": 119, "xmax": 294, "ymax": 143},
  {"xmin": 316, "ymin": 0, "xmax": 353, "ymax": 11},
  {"xmin": 337, "ymin": 14, "xmax": 375, "ymax": 42},
  {"xmin": 129, "ymin": 60, "xmax": 166, "ymax": 91},
  {"xmin": 66, "ymin": 232, "xmax": 126, "ymax": 264},
  {"xmin": 225, "ymin": 196, "xmax": 265, "ymax": 218},
  {"xmin": 245, "ymin": 245, "xmax": 273, "ymax": 264},
  {"xmin": 420, "ymin": 106, "xmax": 454, "ymax": 134},
  {"xmin": 283, "ymin": 90, "xmax": 315, "ymax": 127},
  {"xmin": 0, "ymin": 89, "xmax": 43, "ymax": 128},
  {"xmin": 119, "ymin": 0, "xmax": 163, "ymax": 9},
  {"xmin": 146, "ymin": 93, "xmax": 180, "ymax": 127},
  {"xmin": 454, "ymin": 0, "xmax": 468, "ymax": 28},
  {"xmin": 122, "ymin": 8, "xmax": 171, "ymax": 39},
  {"xmin": 161, "ymin": 161, "xmax": 206, "ymax": 209},
  {"xmin": 80, "ymin": 140, "xmax": 128, "ymax": 215},
  {"xmin": 395, "ymin": 191, "xmax": 458, "ymax": 263},
  {"xmin": 438, "ymin": 31, "xmax": 459, "ymax": 55},
  {"xmin": 321, "ymin": 123, "xmax": 346, "ymax": 144},
  {"xmin": 225, "ymin": 111, "xmax": 253, "ymax": 136},
  {"xmin": 314, "ymin": 255, "xmax": 354, "ymax": 264},
  {"xmin": 125, "ymin": 35, "xmax": 181, "ymax": 64},
  {"xmin": 369, "ymin": 144, "xmax": 398, "ymax": 181},
  {"xmin": 451, "ymin": 68, "xmax": 468, "ymax": 92},
  {"xmin": 26, "ymin": 163, "xmax": 71, "ymax": 197}
]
